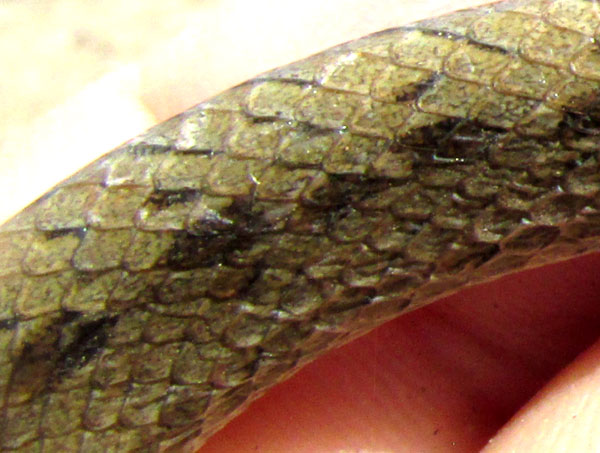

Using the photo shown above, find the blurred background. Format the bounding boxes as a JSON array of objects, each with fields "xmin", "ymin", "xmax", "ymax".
[{"xmin": 0, "ymin": 0, "xmax": 207, "ymax": 143}]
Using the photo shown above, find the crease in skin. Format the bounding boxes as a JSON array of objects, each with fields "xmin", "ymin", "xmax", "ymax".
[{"xmin": 1, "ymin": 0, "xmax": 600, "ymax": 451}]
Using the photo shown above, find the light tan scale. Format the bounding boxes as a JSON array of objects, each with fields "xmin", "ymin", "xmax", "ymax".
[{"xmin": 1, "ymin": 0, "xmax": 600, "ymax": 451}]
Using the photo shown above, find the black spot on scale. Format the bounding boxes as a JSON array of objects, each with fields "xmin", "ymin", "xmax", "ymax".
[
  {"xmin": 8, "ymin": 311, "xmax": 118, "ymax": 399},
  {"xmin": 167, "ymin": 230, "xmax": 251, "ymax": 269},
  {"xmin": 43, "ymin": 227, "xmax": 88, "ymax": 241},
  {"xmin": 0, "ymin": 318, "xmax": 17, "ymax": 330},
  {"xmin": 394, "ymin": 117, "xmax": 508, "ymax": 166},
  {"xmin": 55, "ymin": 313, "xmax": 119, "ymax": 378},
  {"xmin": 394, "ymin": 72, "xmax": 441, "ymax": 103},
  {"xmin": 146, "ymin": 189, "xmax": 200, "ymax": 209}
]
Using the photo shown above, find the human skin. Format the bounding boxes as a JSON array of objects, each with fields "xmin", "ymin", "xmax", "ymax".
[{"xmin": 1, "ymin": 1, "xmax": 600, "ymax": 452}]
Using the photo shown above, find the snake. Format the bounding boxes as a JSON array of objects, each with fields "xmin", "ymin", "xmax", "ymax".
[{"xmin": 1, "ymin": 0, "xmax": 599, "ymax": 451}]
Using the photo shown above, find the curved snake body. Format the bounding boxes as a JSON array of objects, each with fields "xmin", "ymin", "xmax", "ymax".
[{"xmin": 1, "ymin": 0, "xmax": 600, "ymax": 451}]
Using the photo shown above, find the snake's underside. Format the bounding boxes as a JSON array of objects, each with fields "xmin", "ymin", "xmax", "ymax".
[{"xmin": 1, "ymin": 0, "xmax": 600, "ymax": 451}]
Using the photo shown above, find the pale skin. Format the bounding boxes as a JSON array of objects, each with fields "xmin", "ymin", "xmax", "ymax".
[{"xmin": 1, "ymin": 1, "xmax": 599, "ymax": 451}]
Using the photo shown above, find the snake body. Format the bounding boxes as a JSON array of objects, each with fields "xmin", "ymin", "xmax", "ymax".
[{"xmin": 1, "ymin": 0, "xmax": 600, "ymax": 451}]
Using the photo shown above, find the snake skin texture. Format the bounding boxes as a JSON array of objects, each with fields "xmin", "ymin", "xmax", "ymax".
[{"xmin": 1, "ymin": 0, "xmax": 600, "ymax": 451}]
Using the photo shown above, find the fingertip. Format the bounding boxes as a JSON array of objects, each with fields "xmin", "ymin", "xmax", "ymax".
[{"xmin": 483, "ymin": 339, "xmax": 600, "ymax": 453}]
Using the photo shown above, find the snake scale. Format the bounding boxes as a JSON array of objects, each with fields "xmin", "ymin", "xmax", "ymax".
[{"xmin": 1, "ymin": 0, "xmax": 600, "ymax": 451}]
